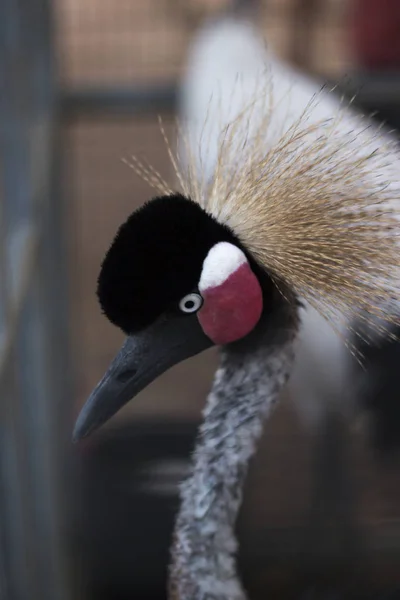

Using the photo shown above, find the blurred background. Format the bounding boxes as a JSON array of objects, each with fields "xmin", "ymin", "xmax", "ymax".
[{"xmin": 2, "ymin": 0, "xmax": 400, "ymax": 598}]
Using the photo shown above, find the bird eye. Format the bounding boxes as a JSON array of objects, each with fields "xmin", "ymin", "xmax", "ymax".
[{"xmin": 179, "ymin": 293, "xmax": 203, "ymax": 314}]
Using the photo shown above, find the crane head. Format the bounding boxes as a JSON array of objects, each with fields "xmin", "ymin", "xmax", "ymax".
[{"xmin": 73, "ymin": 193, "xmax": 274, "ymax": 442}]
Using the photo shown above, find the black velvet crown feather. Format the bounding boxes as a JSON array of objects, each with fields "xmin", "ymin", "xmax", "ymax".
[{"xmin": 97, "ymin": 193, "xmax": 243, "ymax": 334}]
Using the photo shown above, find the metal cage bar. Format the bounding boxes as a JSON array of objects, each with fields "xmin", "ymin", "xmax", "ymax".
[
  {"xmin": 59, "ymin": 75, "xmax": 400, "ymax": 121},
  {"xmin": 0, "ymin": 0, "xmax": 73, "ymax": 598}
]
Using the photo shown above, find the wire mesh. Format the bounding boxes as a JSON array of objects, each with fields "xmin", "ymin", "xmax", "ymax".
[{"xmin": 55, "ymin": 0, "xmax": 352, "ymax": 87}]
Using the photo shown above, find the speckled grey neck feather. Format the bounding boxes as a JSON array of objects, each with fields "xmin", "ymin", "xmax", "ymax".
[{"xmin": 169, "ymin": 301, "xmax": 299, "ymax": 600}]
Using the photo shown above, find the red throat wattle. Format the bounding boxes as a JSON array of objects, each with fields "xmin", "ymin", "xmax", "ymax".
[{"xmin": 197, "ymin": 262, "xmax": 263, "ymax": 345}]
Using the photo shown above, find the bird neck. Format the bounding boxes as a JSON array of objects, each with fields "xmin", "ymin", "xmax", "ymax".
[{"xmin": 169, "ymin": 298, "xmax": 299, "ymax": 600}]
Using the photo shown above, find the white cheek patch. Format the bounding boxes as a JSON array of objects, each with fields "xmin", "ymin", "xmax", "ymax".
[{"xmin": 199, "ymin": 241, "xmax": 247, "ymax": 292}]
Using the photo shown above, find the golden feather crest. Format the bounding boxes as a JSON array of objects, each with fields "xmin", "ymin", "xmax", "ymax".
[{"xmin": 124, "ymin": 83, "xmax": 400, "ymax": 340}]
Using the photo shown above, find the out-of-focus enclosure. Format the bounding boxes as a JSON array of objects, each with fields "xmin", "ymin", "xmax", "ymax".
[{"xmin": 2, "ymin": 0, "xmax": 400, "ymax": 598}]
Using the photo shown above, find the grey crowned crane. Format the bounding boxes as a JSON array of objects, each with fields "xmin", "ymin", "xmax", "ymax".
[{"xmin": 73, "ymin": 17, "xmax": 400, "ymax": 600}]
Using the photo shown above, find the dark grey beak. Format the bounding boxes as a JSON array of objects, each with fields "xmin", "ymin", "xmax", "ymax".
[{"xmin": 72, "ymin": 314, "xmax": 212, "ymax": 442}]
